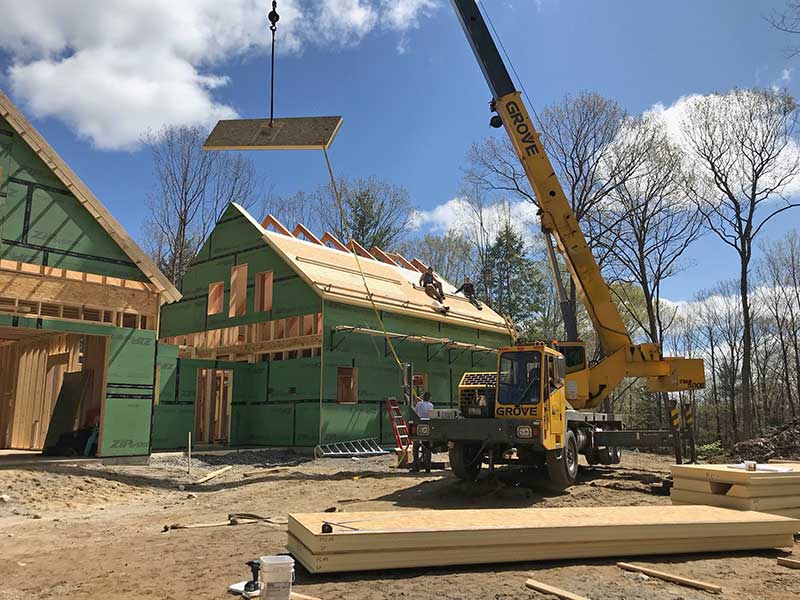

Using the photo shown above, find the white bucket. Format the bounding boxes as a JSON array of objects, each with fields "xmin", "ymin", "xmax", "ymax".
[{"xmin": 260, "ymin": 555, "xmax": 295, "ymax": 600}]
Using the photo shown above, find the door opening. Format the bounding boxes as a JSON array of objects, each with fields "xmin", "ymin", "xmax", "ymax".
[{"xmin": 195, "ymin": 369, "xmax": 233, "ymax": 444}]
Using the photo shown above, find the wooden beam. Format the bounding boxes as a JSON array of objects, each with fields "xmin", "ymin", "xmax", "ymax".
[
  {"xmin": 193, "ymin": 334, "xmax": 323, "ymax": 358},
  {"xmin": 261, "ymin": 214, "xmax": 294, "ymax": 237},
  {"xmin": 524, "ymin": 579, "xmax": 589, "ymax": 600},
  {"xmin": 389, "ymin": 252, "xmax": 420, "ymax": 272},
  {"xmin": 347, "ymin": 240, "xmax": 376, "ymax": 260},
  {"xmin": 293, "ymin": 224, "xmax": 323, "ymax": 245},
  {"xmin": 411, "ymin": 258, "xmax": 429, "ymax": 272},
  {"xmin": 320, "ymin": 232, "xmax": 349, "ymax": 253},
  {"xmin": 0, "ymin": 269, "xmax": 157, "ymax": 317},
  {"xmin": 616, "ymin": 562, "xmax": 722, "ymax": 594},
  {"xmin": 777, "ymin": 557, "xmax": 800, "ymax": 569},
  {"xmin": 370, "ymin": 246, "xmax": 398, "ymax": 266}
]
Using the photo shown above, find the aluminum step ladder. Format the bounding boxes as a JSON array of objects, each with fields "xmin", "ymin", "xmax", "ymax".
[{"xmin": 314, "ymin": 438, "xmax": 388, "ymax": 459}]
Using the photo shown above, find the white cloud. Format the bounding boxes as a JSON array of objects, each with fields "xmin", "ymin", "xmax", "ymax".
[
  {"xmin": 645, "ymin": 91, "xmax": 800, "ymax": 198},
  {"xmin": 412, "ymin": 196, "xmax": 539, "ymax": 240},
  {"xmin": 0, "ymin": 0, "xmax": 439, "ymax": 150}
]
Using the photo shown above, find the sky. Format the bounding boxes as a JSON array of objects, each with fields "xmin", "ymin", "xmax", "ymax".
[{"xmin": 1, "ymin": 0, "xmax": 799, "ymax": 301}]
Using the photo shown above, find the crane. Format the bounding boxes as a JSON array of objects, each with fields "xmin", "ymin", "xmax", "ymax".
[{"xmin": 410, "ymin": 1, "xmax": 705, "ymax": 488}]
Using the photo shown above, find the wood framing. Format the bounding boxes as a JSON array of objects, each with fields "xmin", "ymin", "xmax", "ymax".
[
  {"xmin": 293, "ymin": 224, "xmax": 323, "ymax": 245},
  {"xmin": 261, "ymin": 214, "xmax": 294, "ymax": 237}
]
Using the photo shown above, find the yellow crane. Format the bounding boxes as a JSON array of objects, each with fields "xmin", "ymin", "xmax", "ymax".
[{"xmin": 411, "ymin": 1, "xmax": 705, "ymax": 487}]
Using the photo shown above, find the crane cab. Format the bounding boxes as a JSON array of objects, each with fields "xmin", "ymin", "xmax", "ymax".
[{"xmin": 494, "ymin": 344, "xmax": 567, "ymax": 451}]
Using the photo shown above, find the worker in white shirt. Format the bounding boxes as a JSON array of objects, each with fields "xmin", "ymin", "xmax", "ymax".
[{"xmin": 412, "ymin": 392, "xmax": 434, "ymax": 472}]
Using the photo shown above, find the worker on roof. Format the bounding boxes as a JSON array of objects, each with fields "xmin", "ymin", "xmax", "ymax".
[
  {"xmin": 419, "ymin": 266, "xmax": 446, "ymax": 304},
  {"xmin": 412, "ymin": 392, "xmax": 434, "ymax": 473},
  {"xmin": 454, "ymin": 276, "xmax": 482, "ymax": 311}
]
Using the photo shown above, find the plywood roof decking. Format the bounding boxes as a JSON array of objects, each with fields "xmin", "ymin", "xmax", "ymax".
[
  {"xmin": 288, "ymin": 505, "xmax": 800, "ymax": 554},
  {"xmin": 231, "ymin": 204, "xmax": 513, "ymax": 335},
  {"xmin": 0, "ymin": 91, "xmax": 180, "ymax": 303},
  {"xmin": 203, "ymin": 116, "xmax": 343, "ymax": 150}
]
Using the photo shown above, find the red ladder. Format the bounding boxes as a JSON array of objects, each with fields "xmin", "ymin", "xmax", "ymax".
[{"xmin": 385, "ymin": 397, "xmax": 411, "ymax": 452}]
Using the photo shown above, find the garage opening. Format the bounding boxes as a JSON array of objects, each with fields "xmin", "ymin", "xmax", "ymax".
[{"xmin": 0, "ymin": 328, "xmax": 109, "ymax": 456}]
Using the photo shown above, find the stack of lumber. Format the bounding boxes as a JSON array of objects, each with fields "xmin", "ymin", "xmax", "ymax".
[
  {"xmin": 286, "ymin": 506, "xmax": 798, "ymax": 574},
  {"xmin": 670, "ymin": 463, "xmax": 800, "ymax": 518}
]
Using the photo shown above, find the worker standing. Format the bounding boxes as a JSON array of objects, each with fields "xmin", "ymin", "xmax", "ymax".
[
  {"xmin": 454, "ymin": 276, "xmax": 482, "ymax": 310},
  {"xmin": 412, "ymin": 392, "xmax": 434, "ymax": 473}
]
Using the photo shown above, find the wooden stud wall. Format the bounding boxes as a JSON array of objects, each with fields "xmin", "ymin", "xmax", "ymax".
[
  {"xmin": 0, "ymin": 334, "xmax": 82, "ymax": 450},
  {"xmin": 162, "ymin": 312, "xmax": 323, "ymax": 362}
]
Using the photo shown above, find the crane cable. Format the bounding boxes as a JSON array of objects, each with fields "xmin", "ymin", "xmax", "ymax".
[
  {"xmin": 268, "ymin": 1, "xmax": 280, "ymax": 126},
  {"xmin": 321, "ymin": 147, "xmax": 416, "ymax": 396}
]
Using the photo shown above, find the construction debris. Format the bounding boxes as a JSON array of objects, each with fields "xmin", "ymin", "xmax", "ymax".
[
  {"xmin": 192, "ymin": 465, "xmax": 233, "ymax": 485},
  {"xmin": 524, "ymin": 579, "xmax": 589, "ymax": 600},
  {"xmin": 285, "ymin": 505, "xmax": 798, "ymax": 573},
  {"xmin": 163, "ymin": 513, "xmax": 287, "ymax": 532},
  {"xmin": 777, "ymin": 557, "xmax": 800, "ymax": 569},
  {"xmin": 732, "ymin": 419, "xmax": 800, "ymax": 462},
  {"xmin": 617, "ymin": 562, "xmax": 722, "ymax": 594}
]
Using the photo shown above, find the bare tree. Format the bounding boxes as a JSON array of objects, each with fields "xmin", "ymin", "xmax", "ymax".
[
  {"xmin": 261, "ymin": 189, "xmax": 321, "ymax": 232},
  {"xmin": 142, "ymin": 125, "xmax": 257, "ymax": 283},
  {"xmin": 603, "ymin": 115, "xmax": 703, "ymax": 349},
  {"xmin": 464, "ymin": 91, "xmax": 651, "ymax": 337},
  {"xmin": 768, "ymin": 1, "xmax": 800, "ymax": 56},
  {"xmin": 312, "ymin": 176, "xmax": 413, "ymax": 250},
  {"xmin": 681, "ymin": 88, "xmax": 800, "ymax": 438},
  {"xmin": 397, "ymin": 231, "xmax": 472, "ymax": 284}
]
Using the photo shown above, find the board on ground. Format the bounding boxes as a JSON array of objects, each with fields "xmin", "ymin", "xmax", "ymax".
[
  {"xmin": 203, "ymin": 116, "xmax": 343, "ymax": 151},
  {"xmin": 287, "ymin": 506, "xmax": 799, "ymax": 574}
]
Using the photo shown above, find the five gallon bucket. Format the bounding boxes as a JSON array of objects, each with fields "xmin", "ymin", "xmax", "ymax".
[{"xmin": 260, "ymin": 555, "xmax": 295, "ymax": 600}]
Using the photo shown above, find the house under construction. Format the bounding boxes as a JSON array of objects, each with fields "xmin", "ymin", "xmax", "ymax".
[
  {"xmin": 0, "ymin": 91, "xmax": 180, "ymax": 458},
  {"xmin": 153, "ymin": 203, "xmax": 513, "ymax": 450}
]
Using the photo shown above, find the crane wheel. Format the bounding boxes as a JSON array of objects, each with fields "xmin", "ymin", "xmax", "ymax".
[
  {"xmin": 546, "ymin": 430, "xmax": 579, "ymax": 489},
  {"xmin": 449, "ymin": 441, "xmax": 483, "ymax": 482}
]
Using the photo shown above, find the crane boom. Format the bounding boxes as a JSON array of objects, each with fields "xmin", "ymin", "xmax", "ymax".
[{"xmin": 450, "ymin": 0, "xmax": 704, "ymax": 408}]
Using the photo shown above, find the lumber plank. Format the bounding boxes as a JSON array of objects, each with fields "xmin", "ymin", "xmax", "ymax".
[
  {"xmin": 525, "ymin": 579, "xmax": 588, "ymax": 600},
  {"xmin": 192, "ymin": 465, "xmax": 232, "ymax": 485},
  {"xmin": 670, "ymin": 464, "xmax": 800, "ymax": 486},
  {"xmin": 777, "ymin": 557, "xmax": 800, "ymax": 569},
  {"xmin": 286, "ymin": 532, "xmax": 794, "ymax": 574},
  {"xmin": 617, "ymin": 562, "xmax": 722, "ymax": 594},
  {"xmin": 670, "ymin": 488, "xmax": 800, "ymax": 511},
  {"xmin": 289, "ymin": 506, "xmax": 799, "ymax": 554}
]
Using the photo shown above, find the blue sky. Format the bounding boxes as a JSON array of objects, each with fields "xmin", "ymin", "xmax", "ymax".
[{"xmin": 1, "ymin": 0, "xmax": 799, "ymax": 300}]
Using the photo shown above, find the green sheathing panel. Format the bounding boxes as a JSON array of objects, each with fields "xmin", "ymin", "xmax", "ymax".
[
  {"xmin": 160, "ymin": 204, "xmax": 321, "ymax": 339},
  {"xmin": 319, "ymin": 301, "xmax": 510, "ymax": 445},
  {"xmin": 150, "ymin": 350, "xmax": 321, "ymax": 450},
  {"xmin": 0, "ymin": 116, "xmax": 147, "ymax": 281},
  {"xmin": 0, "ymin": 314, "xmax": 156, "ymax": 457}
]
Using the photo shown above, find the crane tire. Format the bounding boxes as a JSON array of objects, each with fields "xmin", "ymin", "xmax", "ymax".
[
  {"xmin": 449, "ymin": 441, "xmax": 482, "ymax": 482},
  {"xmin": 546, "ymin": 430, "xmax": 579, "ymax": 489}
]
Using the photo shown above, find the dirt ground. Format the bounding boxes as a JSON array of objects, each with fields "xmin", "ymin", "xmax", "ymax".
[{"xmin": 0, "ymin": 450, "xmax": 798, "ymax": 600}]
